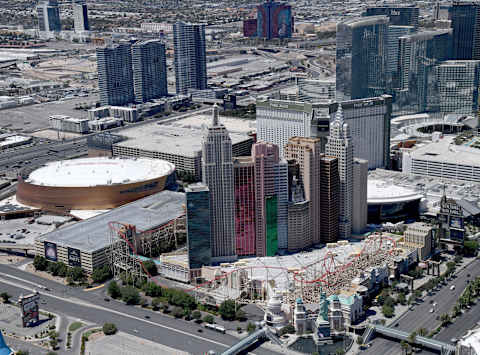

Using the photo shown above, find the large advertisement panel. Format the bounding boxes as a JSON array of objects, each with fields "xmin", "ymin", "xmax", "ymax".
[
  {"xmin": 68, "ymin": 247, "xmax": 81, "ymax": 267},
  {"xmin": 44, "ymin": 241, "xmax": 57, "ymax": 262},
  {"xmin": 21, "ymin": 293, "xmax": 40, "ymax": 327}
]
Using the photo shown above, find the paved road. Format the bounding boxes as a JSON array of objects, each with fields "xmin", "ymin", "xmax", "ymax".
[
  {"xmin": 0, "ymin": 264, "xmax": 282, "ymax": 355},
  {"xmin": 363, "ymin": 258, "xmax": 480, "ymax": 355}
]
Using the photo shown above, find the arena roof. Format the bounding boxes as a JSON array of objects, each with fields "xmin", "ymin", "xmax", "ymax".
[
  {"xmin": 25, "ymin": 157, "xmax": 175, "ymax": 187},
  {"xmin": 368, "ymin": 180, "xmax": 424, "ymax": 204},
  {"xmin": 36, "ymin": 190, "xmax": 185, "ymax": 253}
]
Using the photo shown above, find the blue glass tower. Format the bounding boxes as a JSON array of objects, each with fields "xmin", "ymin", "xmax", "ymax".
[
  {"xmin": 451, "ymin": 1, "xmax": 480, "ymax": 60},
  {"xmin": 336, "ymin": 16, "xmax": 389, "ymax": 101},
  {"xmin": 186, "ymin": 183, "xmax": 211, "ymax": 270}
]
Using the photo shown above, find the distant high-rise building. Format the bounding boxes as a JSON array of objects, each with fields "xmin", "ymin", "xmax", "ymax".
[
  {"xmin": 233, "ymin": 156, "xmax": 256, "ymax": 256},
  {"xmin": 387, "ymin": 25, "xmax": 415, "ymax": 89},
  {"xmin": 336, "ymin": 16, "xmax": 389, "ymax": 101},
  {"xmin": 132, "ymin": 40, "xmax": 168, "ymax": 103},
  {"xmin": 451, "ymin": 1, "xmax": 480, "ymax": 60},
  {"xmin": 365, "ymin": 6, "xmax": 419, "ymax": 28},
  {"xmin": 319, "ymin": 155, "xmax": 339, "ymax": 243},
  {"xmin": 186, "ymin": 183, "xmax": 211, "ymax": 270},
  {"xmin": 256, "ymin": 98, "xmax": 333, "ymax": 156},
  {"xmin": 352, "ymin": 158, "xmax": 368, "ymax": 234},
  {"xmin": 252, "ymin": 142, "xmax": 288, "ymax": 256},
  {"xmin": 256, "ymin": 1, "xmax": 293, "ymax": 40},
  {"xmin": 202, "ymin": 105, "xmax": 236, "ymax": 262},
  {"xmin": 434, "ymin": 60, "xmax": 480, "ymax": 115},
  {"xmin": 96, "ymin": 43, "xmax": 134, "ymax": 106},
  {"xmin": 284, "ymin": 137, "xmax": 322, "ymax": 244},
  {"xmin": 243, "ymin": 18, "xmax": 258, "ymax": 37},
  {"xmin": 37, "ymin": 0, "xmax": 61, "ymax": 32},
  {"xmin": 73, "ymin": 0, "xmax": 89, "ymax": 32},
  {"xmin": 325, "ymin": 106, "xmax": 353, "ymax": 239},
  {"xmin": 173, "ymin": 22, "xmax": 207, "ymax": 95},
  {"xmin": 339, "ymin": 95, "xmax": 392, "ymax": 169},
  {"xmin": 395, "ymin": 30, "xmax": 451, "ymax": 115}
]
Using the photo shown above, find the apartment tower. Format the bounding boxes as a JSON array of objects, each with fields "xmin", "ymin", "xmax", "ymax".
[
  {"xmin": 173, "ymin": 22, "xmax": 207, "ymax": 95},
  {"xmin": 132, "ymin": 40, "xmax": 168, "ymax": 103}
]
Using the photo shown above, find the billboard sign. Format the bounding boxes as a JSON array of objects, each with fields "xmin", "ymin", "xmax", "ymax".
[
  {"xmin": 44, "ymin": 241, "xmax": 57, "ymax": 262},
  {"xmin": 67, "ymin": 247, "xmax": 81, "ymax": 267},
  {"xmin": 20, "ymin": 292, "xmax": 40, "ymax": 327}
]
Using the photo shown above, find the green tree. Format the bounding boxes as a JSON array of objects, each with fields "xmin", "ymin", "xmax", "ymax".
[
  {"xmin": 382, "ymin": 304, "xmax": 394, "ymax": 318},
  {"xmin": 151, "ymin": 298, "xmax": 161, "ymax": 311},
  {"xmin": 219, "ymin": 300, "xmax": 237, "ymax": 321},
  {"xmin": 357, "ymin": 336, "xmax": 363, "ymax": 345},
  {"xmin": 192, "ymin": 310, "xmax": 202, "ymax": 323},
  {"xmin": 121, "ymin": 286, "xmax": 140, "ymax": 305},
  {"xmin": 440, "ymin": 313, "xmax": 451, "ymax": 326},
  {"xmin": 49, "ymin": 337, "xmax": 58, "ymax": 350},
  {"xmin": 108, "ymin": 281, "xmax": 121, "ymax": 299},
  {"xmin": 68, "ymin": 267, "xmax": 85, "ymax": 282},
  {"xmin": 102, "ymin": 323, "xmax": 117, "ymax": 335},
  {"xmin": 142, "ymin": 260, "xmax": 158, "ymax": 276},
  {"xmin": 235, "ymin": 308, "xmax": 247, "ymax": 321},
  {"xmin": 417, "ymin": 328, "xmax": 427, "ymax": 337},
  {"xmin": 464, "ymin": 240, "xmax": 479, "ymax": 256},
  {"xmin": 335, "ymin": 349, "xmax": 345, "ymax": 355},
  {"xmin": 400, "ymin": 340, "xmax": 409, "ymax": 355},
  {"xmin": 247, "ymin": 322, "xmax": 256, "ymax": 334},
  {"xmin": 92, "ymin": 265, "xmax": 112, "ymax": 283},
  {"xmin": 0, "ymin": 292, "xmax": 11, "ymax": 303},
  {"xmin": 203, "ymin": 314, "xmax": 214, "ymax": 324},
  {"xmin": 33, "ymin": 255, "xmax": 48, "ymax": 271},
  {"xmin": 397, "ymin": 292, "xmax": 406, "ymax": 305},
  {"xmin": 16, "ymin": 351, "xmax": 30, "ymax": 355},
  {"xmin": 46, "ymin": 352, "xmax": 58, "ymax": 355},
  {"xmin": 408, "ymin": 331, "xmax": 417, "ymax": 345}
]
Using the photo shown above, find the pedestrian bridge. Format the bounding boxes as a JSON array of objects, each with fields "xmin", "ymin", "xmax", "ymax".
[
  {"xmin": 220, "ymin": 328, "xmax": 266, "ymax": 355},
  {"xmin": 363, "ymin": 324, "xmax": 456, "ymax": 355}
]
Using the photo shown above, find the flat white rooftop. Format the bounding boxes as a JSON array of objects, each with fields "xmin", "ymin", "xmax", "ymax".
[
  {"xmin": 406, "ymin": 136, "xmax": 480, "ymax": 166},
  {"xmin": 26, "ymin": 157, "xmax": 175, "ymax": 187},
  {"xmin": 114, "ymin": 113, "xmax": 255, "ymax": 158}
]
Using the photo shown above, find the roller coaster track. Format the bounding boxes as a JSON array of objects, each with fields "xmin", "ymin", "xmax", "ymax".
[{"xmin": 109, "ymin": 221, "xmax": 398, "ymax": 304}]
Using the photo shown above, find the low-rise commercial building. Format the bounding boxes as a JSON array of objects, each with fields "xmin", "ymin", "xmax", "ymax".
[{"xmin": 403, "ymin": 222, "xmax": 435, "ymax": 260}]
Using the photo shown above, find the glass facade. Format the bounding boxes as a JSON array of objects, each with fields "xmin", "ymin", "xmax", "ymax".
[
  {"xmin": 393, "ymin": 30, "xmax": 451, "ymax": 115},
  {"xmin": 186, "ymin": 185, "xmax": 211, "ymax": 269},
  {"xmin": 451, "ymin": 2, "xmax": 480, "ymax": 60},
  {"xmin": 336, "ymin": 16, "xmax": 389, "ymax": 101},
  {"xmin": 368, "ymin": 199, "xmax": 420, "ymax": 224},
  {"xmin": 265, "ymin": 195, "xmax": 278, "ymax": 256},
  {"xmin": 365, "ymin": 6, "xmax": 419, "ymax": 28}
]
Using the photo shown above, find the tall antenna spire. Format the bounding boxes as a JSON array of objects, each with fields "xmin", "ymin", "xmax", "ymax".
[
  {"xmin": 212, "ymin": 103, "xmax": 219, "ymax": 126},
  {"xmin": 336, "ymin": 103, "xmax": 344, "ymax": 124}
]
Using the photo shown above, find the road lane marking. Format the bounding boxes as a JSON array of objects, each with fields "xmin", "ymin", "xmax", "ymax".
[{"xmin": 0, "ymin": 277, "xmax": 233, "ymax": 350}]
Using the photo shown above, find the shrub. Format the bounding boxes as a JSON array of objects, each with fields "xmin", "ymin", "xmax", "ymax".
[
  {"xmin": 219, "ymin": 300, "xmax": 237, "ymax": 321},
  {"xmin": 142, "ymin": 260, "xmax": 158, "ymax": 276},
  {"xmin": 203, "ymin": 314, "xmax": 214, "ymax": 324},
  {"xmin": 247, "ymin": 322, "xmax": 256, "ymax": 334},
  {"xmin": 108, "ymin": 281, "xmax": 121, "ymax": 299},
  {"xmin": 172, "ymin": 307, "xmax": 183, "ymax": 318},
  {"xmin": 192, "ymin": 310, "xmax": 202, "ymax": 323},
  {"xmin": 92, "ymin": 265, "xmax": 112, "ymax": 283},
  {"xmin": 33, "ymin": 255, "xmax": 48, "ymax": 271},
  {"xmin": 102, "ymin": 323, "xmax": 118, "ymax": 335},
  {"xmin": 121, "ymin": 286, "xmax": 140, "ymax": 305}
]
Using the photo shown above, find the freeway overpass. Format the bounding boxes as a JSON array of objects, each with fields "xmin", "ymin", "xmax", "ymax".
[
  {"xmin": 0, "ymin": 243, "xmax": 35, "ymax": 255},
  {"xmin": 364, "ymin": 324, "xmax": 456, "ymax": 355}
]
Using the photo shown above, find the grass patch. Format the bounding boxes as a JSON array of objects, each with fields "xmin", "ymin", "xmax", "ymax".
[
  {"xmin": 69, "ymin": 322, "xmax": 85, "ymax": 332},
  {"xmin": 84, "ymin": 328, "xmax": 102, "ymax": 339}
]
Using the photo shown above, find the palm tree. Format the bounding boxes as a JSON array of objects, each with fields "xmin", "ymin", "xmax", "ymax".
[
  {"xmin": 440, "ymin": 313, "xmax": 451, "ymax": 326},
  {"xmin": 400, "ymin": 340, "xmax": 409, "ymax": 355},
  {"xmin": 408, "ymin": 330, "xmax": 417, "ymax": 345},
  {"xmin": 417, "ymin": 328, "xmax": 428, "ymax": 337}
]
